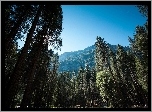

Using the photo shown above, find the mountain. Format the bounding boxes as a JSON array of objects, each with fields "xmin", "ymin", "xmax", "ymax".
[{"xmin": 58, "ymin": 44, "xmax": 130, "ymax": 73}]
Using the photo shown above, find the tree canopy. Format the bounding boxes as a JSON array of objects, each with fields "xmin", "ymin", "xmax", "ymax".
[{"xmin": 4, "ymin": 4, "xmax": 149, "ymax": 109}]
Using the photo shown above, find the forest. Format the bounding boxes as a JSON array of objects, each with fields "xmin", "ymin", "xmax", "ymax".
[{"xmin": 4, "ymin": 4, "xmax": 148, "ymax": 109}]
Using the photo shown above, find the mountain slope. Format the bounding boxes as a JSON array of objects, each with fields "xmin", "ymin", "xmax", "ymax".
[{"xmin": 58, "ymin": 44, "xmax": 130, "ymax": 73}]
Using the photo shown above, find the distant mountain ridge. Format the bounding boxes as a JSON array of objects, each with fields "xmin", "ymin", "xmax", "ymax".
[
  {"xmin": 58, "ymin": 44, "xmax": 130, "ymax": 73},
  {"xmin": 59, "ymin": 45, "xmax": 95, "ymax": 62}
]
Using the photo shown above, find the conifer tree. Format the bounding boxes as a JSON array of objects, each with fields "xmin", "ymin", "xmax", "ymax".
[
  {"xmin": 128, "ymin": 5, "xmax": 148, "ymax": 106},
  {"xmin": 5, "ymin": 5, "xmax": 63, "ymax": 108}
]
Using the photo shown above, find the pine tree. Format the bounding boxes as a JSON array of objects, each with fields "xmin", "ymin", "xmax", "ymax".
[
  {"xmin": 5, "ymin": 5, "xmax": 63, "ymax": 108},
  {"xmin": 128, "ymin": 5, "xmax": 148, "ymax": 106},
  {"xmin": 5, "ymin": 5, "xmax": 43, "ymax": 108}
]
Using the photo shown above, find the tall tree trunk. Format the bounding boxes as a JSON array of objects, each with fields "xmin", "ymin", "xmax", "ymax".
[
  {"xmin": 5, "ymin": 6, "xmax": 30, "ymax": 56},
  {"xmin": 5, "ymin": 5, "xmax": 43, "ymax": 108},
  {"xmin": 20, "ymin": 31, "xmax": 45, "ymax": 108}
]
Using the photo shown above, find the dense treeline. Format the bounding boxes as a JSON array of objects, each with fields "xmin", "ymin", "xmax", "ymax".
[
  {"xmin": 4, "ymin": 4, "xmax": 148, "ymax": 108},
  {"xmin": 95, "ymin": 5, "xmax": 148, "ymax": 108},
  {"xmin": 58, "ymin": 44, "xmax": 130, "ymax": 74}
]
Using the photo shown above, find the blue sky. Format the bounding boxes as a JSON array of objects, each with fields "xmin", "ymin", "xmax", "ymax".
[{"xmin": 18, "ymin": 5, "xmax": 147, "ymax": 55}]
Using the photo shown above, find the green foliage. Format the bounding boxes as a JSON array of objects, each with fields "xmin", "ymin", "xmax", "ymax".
[
  {"xmin": 4, "ymin": 4, "xmax": 148, "ymax": 109},
  {"xmin": 5, "ymin": 4, "xmax": 63, "ymax": 108},
  {"xmin": 129, "ymin": 5, "xmax": 148, "ymax": 94},
  {"xmin": 94, "ymin": 5, "xmax": 148, "ymax": 108},
  {"xmin": 95, "ymin": 34, "xmax": 148, "ymax": 107},
  {"xmin": 96, "ymin": 70, "xmax": 111, "ymax": 97},
  {"xmin": 136, "ymin": 5, "xmax": 148, "ymax": 18}
]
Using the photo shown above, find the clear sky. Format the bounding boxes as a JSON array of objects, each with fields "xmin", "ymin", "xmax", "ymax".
[{"xmin": 18, "ymin": 5, "xmax": 147, "ymax": 55}]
